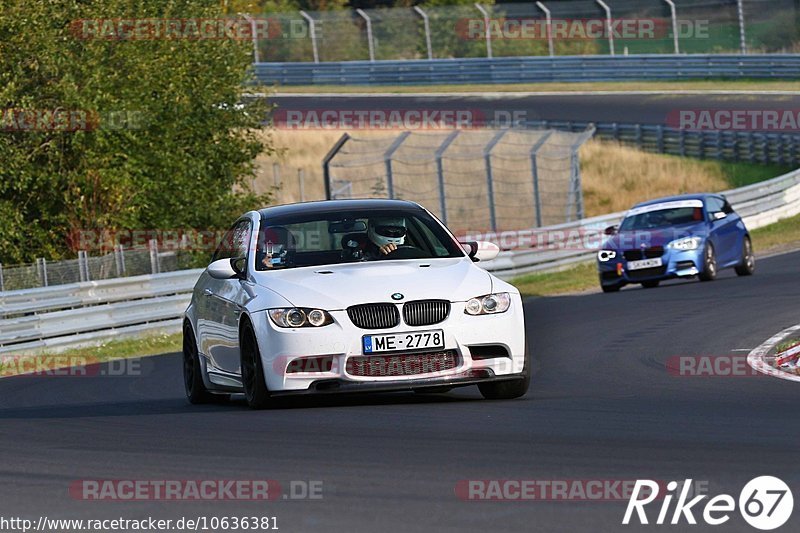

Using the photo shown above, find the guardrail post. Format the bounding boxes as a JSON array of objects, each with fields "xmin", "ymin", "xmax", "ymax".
[
  {"xmin": 635, "ymin": 124, "xmax": 643, "ymax": 149},
  {"xmin": 736, "ymin": 0, "xmax": 747, "ymax": 54},
  {"xmin": 530, "ymin": 131, "xmax": 553, "ymax": 227},
  {"xmin": 715, "ymin": 131, "xmax": 723, "ymax": 159},
  {"xmin": 595, "ymin": 0, "xmax": 615, "ymax": 55},
  {"xmin": 356, "ymin": 9, "xmax": 375, "ymax": 62},
  {"xmin": 0, "ymin": 262, "xmax": 4, "ymax": 292},
  {"xmin": 748, "ymin": 132, "xmax": 755, "ymax": 163},
  {"xmin": 384, "ymin": 131, "xmax": 411, "ymax": 199},
  {"xmin": 656, "ymin": 125, "xmax": 665, "ymax": 152},
  {"xmin": 535, "ymin": 2, "xmax": 554, "ymax": 57},
  {"xmin": 413, "ymin": 6, "xmax": 433, "ymax": 60},
  {"xmin": 663, "ymin": 0, "xmax": 680, "ymax": 54},
  {"xmin": 322, "ymin": 133, "xmax": 351, "ymax": 200},
  {"xmin": 474, "ymin": 3, "xmax": 493, "ymax": 59},
  {"xmin": 434, "ymin": 130, "xmax": 461, "ymax": 224},
  {"xmin": 299, "ymin": 11, "xmax": 320, "ymax": 63},
  {"xmin": 149, "ymin": 239, "xmax": 160, "ymax": 274},
  {"xmin": 483, "ymin": 129, "xmax": 508, "ymax": 233},
  {"xmin": 679, "ymin": 128, "xmax": 686, "ymax": 157}
]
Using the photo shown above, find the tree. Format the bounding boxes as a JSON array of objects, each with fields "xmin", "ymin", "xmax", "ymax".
[{"xmin": 0, "ymin": 0, "xmax": 272, "ymax": 263}]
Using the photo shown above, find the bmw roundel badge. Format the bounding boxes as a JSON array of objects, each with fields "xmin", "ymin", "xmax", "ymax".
[{"xmin": 391, "ymin": 293, "xmax": 404, "ymax": 301}]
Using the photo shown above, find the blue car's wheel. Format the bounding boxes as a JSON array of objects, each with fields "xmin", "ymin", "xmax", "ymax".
[
  {"xmin": 641, "ymin": 280, "xmax": 660, "ymax": 288},
  {"xmin": 699, "ymin": 243, "xmax": 717, "ymax": 282},
  {"xmin": 735, "ymin": 237, "xmax": 755, "ymax": 276}
]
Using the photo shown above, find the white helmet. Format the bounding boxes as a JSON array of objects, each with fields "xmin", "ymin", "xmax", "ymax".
[{"xmin": 368, "ymin": 217, "xmax": 407, "ymax": 248}]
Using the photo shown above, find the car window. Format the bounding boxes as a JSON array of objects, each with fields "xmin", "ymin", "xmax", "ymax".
[
  {"xmin": 212, "ymin": 219, "xmax": 252, "ymax": 263},
  {"xmin": 706, "ymin": 197, "xmax": 725, "ymax": 215},
  {"xmin": 619, "ymin": 207, "xmax": 702, "ymax": 230},
  {"xmin": 255, "ymin": 209, "xmax": 463, "ymax": 271}
]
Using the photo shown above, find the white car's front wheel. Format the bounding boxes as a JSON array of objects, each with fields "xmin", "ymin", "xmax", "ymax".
[
  {"xmin": 240, "ymin": 320, "xmax": 272, "ymax": 410},
  {"xmin": 478, "ymin": 346, "xmax": 530, "ymax": 400}
]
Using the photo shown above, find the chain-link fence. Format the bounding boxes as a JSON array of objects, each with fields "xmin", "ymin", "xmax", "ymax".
[
  {"xmin": 323, "ymin": 128, "xmax": 595, "ymax": 236},
  {"xmin": 256, "ymin": 0, "xmax": 800, "ymax": 63},
  {"xmin": 0, "ymin": 244, "xmax": 204, "ymax": 292}
]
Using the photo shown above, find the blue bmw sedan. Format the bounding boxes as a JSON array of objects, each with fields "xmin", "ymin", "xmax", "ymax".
[{"xmin": 597, "ymin": 194, "xmax": 755, "ymax": 292}]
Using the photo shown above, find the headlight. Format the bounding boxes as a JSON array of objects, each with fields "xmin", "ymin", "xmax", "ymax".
[
  {"xmin": 597, "ymin": 250, "xmax": 617, "ymax": 262},
  {"xmin": 268, "ymin": 308, "xmax": 333, "ymax": 328},
  {"xmin": 668, "ymin": 237, "xmax": 702, "ymax": 250},
  {"xmin": 465, "ymin": 293, "xmax": 511, "ymax": 315}
]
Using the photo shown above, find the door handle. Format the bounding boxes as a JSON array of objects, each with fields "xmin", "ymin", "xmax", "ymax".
[{"xmin": 203, "ymin": 288, "xmax": 213, "ymax": 297}]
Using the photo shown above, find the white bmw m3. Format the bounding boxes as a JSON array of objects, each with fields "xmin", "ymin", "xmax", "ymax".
[{"xmin": 183, "ymin": 199, "xmax": 529, "ymax": 408}]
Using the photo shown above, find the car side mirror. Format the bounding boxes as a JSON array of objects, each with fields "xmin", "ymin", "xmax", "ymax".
[
  {"xmin": 604, "ymin": 225, "xmax": 618, "ymax": 236},
  {"xmin": 712, "ymin": 211, "xmax": 727, "ymax": 221},
  {"xmin": 461, "ymin": 241, "xmax": 500, "ymax": 262},
  {"xmin": 207, "ymin": 258, "xmax": 239, "ymax": 279}
]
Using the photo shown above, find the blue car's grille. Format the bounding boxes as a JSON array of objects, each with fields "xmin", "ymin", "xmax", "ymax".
[{"xmin": 623, "ymin": 247, "xmax": 664, "ymax": 261}]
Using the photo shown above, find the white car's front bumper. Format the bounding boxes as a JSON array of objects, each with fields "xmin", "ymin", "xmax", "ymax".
[{"xmin": 250, "ymin": 297, "xmax": 527, "ymax": 393}]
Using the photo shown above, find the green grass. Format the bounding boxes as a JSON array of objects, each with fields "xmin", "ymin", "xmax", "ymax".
[
  {"xmin": 776, "ymin": 339, "xmax": 800, "ymax": 354},
  {"xmin": 268, "ymin": 80, "xmax": 800, "ymax": 94},
  {"xmin": 719, "ymin": 162, "xmax": 795, "ymax": 189},
  {"xmin": 0, "ymin": 333, "xmax": 182, "ymax": 378},
  {"xmin": 750, "ymin": 212, "xmax": 800, "ymax": 253}
]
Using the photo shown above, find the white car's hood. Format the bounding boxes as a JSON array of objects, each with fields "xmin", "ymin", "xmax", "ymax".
[{"xmin": 253, "ymin": 258, "xmax": 492, "ymax": 310}]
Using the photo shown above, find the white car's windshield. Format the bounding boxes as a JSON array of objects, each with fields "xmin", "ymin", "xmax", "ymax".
[{"xmin": 255, "ymin": 209, "xmax": 464, "ymax": 271}]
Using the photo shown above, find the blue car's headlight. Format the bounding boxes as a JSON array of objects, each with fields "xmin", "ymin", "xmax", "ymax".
[
  {"xmin": 668, "ymin": 237, "xmax": 702, "ymax": 250},
  {"xmin": 465, "ymin": 293, "xmax": 511, "ymax": 315},
  {"xmin": 597, "ymin": 250, "xmax": 617, "ymax": 262},
  {"xmin": 268, "ymin": 308, "xmax": 334, "ymax": 328}
]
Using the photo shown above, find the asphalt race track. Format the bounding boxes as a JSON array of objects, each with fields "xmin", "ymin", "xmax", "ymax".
[
  {"xmin": 270, "ymin": 92, "xmax": 800, "ymax": 128},
  {"xmin": 1, "ymin": 251, "xmax": 798, "ymax": 532}
]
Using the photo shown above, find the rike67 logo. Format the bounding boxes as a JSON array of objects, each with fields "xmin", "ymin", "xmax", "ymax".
[{"xmin": 623, "ymin": 476, "xmax": 793, "ymax": 530}]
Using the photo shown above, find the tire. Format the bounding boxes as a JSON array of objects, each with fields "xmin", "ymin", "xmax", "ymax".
[
  {"xmin": 601, "ymin": 283, "xmax": 621, "ymax": 293},
  {"xmin": 478, "ymin": 346, "xmax": 530, "ymax": 400},
  {"xmin": 698, "ymin": 242, "xmax": 717, "ymax": 282},
  {"xmin": 183, "ymin": 325, "xmax": 214, "ymax": 404},
  {"xmin": 734, "ymin": 236, "xmax": 755, "ymax": 276},
  {"xmin": 641, "ymin": 280, "xmax": 660, "ymax": 288},
  {"xmin": 240, "ymin": 321, "xmax": 272, "ymax": 409}
]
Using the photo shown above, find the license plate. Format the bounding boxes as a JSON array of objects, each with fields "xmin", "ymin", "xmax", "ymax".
[
  {"xmin": 363, "ymin": 330, "xmax": 444, "ymax": 354},
  {"xmin": 627, "ymin": 257, "xmax": 663, "ymax": 270}
]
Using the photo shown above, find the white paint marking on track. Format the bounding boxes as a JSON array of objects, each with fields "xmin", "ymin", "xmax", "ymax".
[{"xmin": 747, "ymin": 324, "xmax": 800, "ymax": 383}]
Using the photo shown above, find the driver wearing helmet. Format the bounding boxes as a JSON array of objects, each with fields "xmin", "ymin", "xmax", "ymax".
[{"xmin": 364, "ymin": 217, "xmax": 408, "ymax": 259}]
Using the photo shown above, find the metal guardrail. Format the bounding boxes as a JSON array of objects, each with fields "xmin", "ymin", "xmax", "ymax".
[
  {"xmin": 2, "ymin": 167, "xmax": 799, "ymax": 353},
  {"xmin": 254, "ymin": 54, "xmax": 800, "ymax": 86},
  {"xmin": 0, "ymin": 270, "xmax": 202, "ymax": 355}
]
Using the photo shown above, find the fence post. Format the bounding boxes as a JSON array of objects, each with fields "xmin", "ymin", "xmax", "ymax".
[
  {"xmin": 483, "ymin": 129, "xmax": 508, "ymax": 233},
  {"xmin": 474, "ymin": 3, "xmax": 493, "ymax": 59},
  {"xmin": 715, "ymin": 130, "xmax": 723, "ymax": 159},
  {"xmin": 748, "ymin": 131, "xmax": 755, "ymax": 163},
  {"xmin": 595, "ymin": 0, "xmax": 615, "ymax": 56},
  {"xmin": 149, "ymin": 239, "xmax": 160, "ymax": 274},
  {"xmin": 663, "ymin": 0, "xmax": 680, "ymax": 54},
  {"xmin": 384, "ymin": 131, "xmax": 411, "ymax": 199},
  {"xmin": 529, "ymin": 131, "xmax": 553, "ymax": 228},
  {"xmin": 679, "ymin": 128, "xmax": 686, "ymax": 157},
  {"xmin": 78, "ymin": 250, "xmax": 90, "ymax": 282},
  {"xmin": 635, "ymin": 124, "xmax": 643, "ymax": 149},
  {"xmin": 434, "ymin": 130, "xmax": 461, "ymax": 225},
  {"xmin": 736, "ymin": 0, "xmax": 747, "ymax": 54},
  {"xmin": 567, "ymin": 127, "xmax": 595, "ymax": 221},
  {"xmin": 298, "ymin": 168, "xmax": 306, "ymax": 202},
  {"xmin": 355, "ymin": 9, "xmax": 375, "ymax": 62},
  {"xmin": 322, "ymin": 133, "xmax": 351, "ymax": 200},
  {"xmin": 535, "ymin": 2, "xmax": 554, "ymax": 57},
  {"xmin": 656, "ymin": 125, "xmax": 664, "ymax": 152},
  {"xmin": 241, "ymin": 14, "xmax": 260, "ymax": 64},
  {"xmin": 413, "ymin": 6, "xmax": 433, "ymax": 60},
  {"xmin": 0, "ymin": 262, "xmax": 4, "ymax": 292},
  {"xmin": 299, "ymin": 11, "xmax": 320, "ymax": 63}
]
